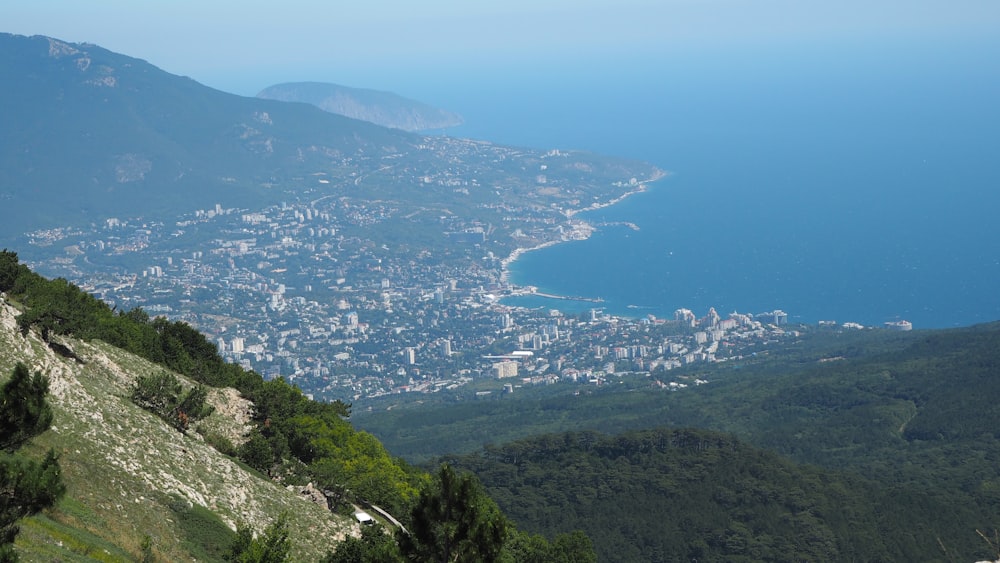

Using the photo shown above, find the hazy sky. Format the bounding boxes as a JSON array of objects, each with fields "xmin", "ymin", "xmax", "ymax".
[{"xmin": 4, "ymin": 0, "xmax": 999, "ymax": 95}]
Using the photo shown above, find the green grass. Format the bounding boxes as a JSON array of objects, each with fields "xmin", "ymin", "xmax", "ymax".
[
  {"xmin": 166, "ymin": 495, "xmax": 237, "ymax": 562},
  {"xmin": 17, "ymin": 508, "xmax": 136, "ymax": 562}
]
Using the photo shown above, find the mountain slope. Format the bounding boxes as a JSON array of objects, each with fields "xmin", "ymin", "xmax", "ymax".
[
  {"xmin": 445, "ymin": 428, "xmax": 971, "ymax": 562},
  {"xmin": 358, "ymin": 325, "xmax": 1000, "ymax": 560},
  {"xmin": 356, "ymin": 324, "xmax": 1000, "ymax": 474},
  {"xmin": 0, "ymin": 33, "xmax": 412, "ymax": 235},
  {"xmin": 0, "ymin": 32, "xmax": 659, "ymax": 255},
  {"xmin": 258, "ymin": 82, "xmax": 463, "ymax": 131},
  {"xmin": 0, "ymin": 297, "xmax": 355, "ymax": 561}
]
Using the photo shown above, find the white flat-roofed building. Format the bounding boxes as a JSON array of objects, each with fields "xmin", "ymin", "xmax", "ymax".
[{"xmin": 493, "ymin": 361, "xmax": 519, "ymax": 379}]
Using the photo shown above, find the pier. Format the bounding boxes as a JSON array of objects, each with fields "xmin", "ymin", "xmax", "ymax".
[{"xmin": 532, "ymin": 291, "xmax": 604, "ymax": 303}]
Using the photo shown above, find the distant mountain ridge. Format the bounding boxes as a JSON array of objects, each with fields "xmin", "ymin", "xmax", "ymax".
[
  {"xmin": 0, "ymin": 32, "xmax": 657, "ymax": 256},
  {"xmin": 257, "ymin": 81, "xmax": 463, "ymax": 132},
  {"xmin": 0, "ymin": 33, "xmax": 409, "ymax": 236}
]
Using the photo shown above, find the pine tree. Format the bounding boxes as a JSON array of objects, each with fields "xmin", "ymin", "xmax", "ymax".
[
  {"xmin": 0, "ymin": 250, "xmax": 23, "ymax": 294},
  {"xmin": 0, "ymin": 363, "xmax": 64, "ymax": 562},
  {"xmin": 0, "ymin": 363, "xmax": 54, "ymax": 453},
  {"xmin": 400, "ymin": 464, "xmax": 507, "ymax": 563},
  {"xmin": 226, "ymin": 514, "xmax": 291, "ymax": 563},
  {"xmin": 322, "ymin": 525, "xmax": 403, "ymax": 563}
]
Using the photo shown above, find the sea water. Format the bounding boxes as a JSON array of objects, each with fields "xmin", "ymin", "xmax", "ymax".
[{"xmin": 415, "ymin": 39, "xmax": 1000, "ymax": 328}]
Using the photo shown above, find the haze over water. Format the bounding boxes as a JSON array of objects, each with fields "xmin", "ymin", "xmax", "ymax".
[{"xmin": 420, "ymin": 39, "xmax": 1000, "ymax": 328}]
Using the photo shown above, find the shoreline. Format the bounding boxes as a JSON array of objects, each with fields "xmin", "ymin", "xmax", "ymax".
[
  {"xmin": 499, "ymin": 170, "xmax": 667, "ymax": 293},
  {"xmin": 564, "ymin": 170, "xmax": 665, "ymax": 218}
]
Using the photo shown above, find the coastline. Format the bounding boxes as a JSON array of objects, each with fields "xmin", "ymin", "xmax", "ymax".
[
  {"xmin": 499, "ymin": 170, "xmax": 667, "ymax": 292},
  {"xmin": 564, "ymin": 168, "xmax": 667, "ymax": 218}
]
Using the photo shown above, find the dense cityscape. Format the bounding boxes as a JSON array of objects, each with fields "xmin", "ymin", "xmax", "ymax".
[
  {"xmin": 19, "ymin": 192, "xmax": 912, "ymax": 404},
  {"xmin": 13, "ymin": 111, "xmax": 910, "ymax": 406}
]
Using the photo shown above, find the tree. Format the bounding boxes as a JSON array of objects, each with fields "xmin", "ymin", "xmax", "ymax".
[
  {"xmin": 550, "ymin": 530, "xmax": 597, "ymax": 563},
  {"xmin": 323, "ymin": 525, "xmax": 403, "ymax": 563},
  {"xmin": 499, "ymin": 530, "xmax": 552, "ymax": 563},
  {"xmin": 130, "ymin": 371, "xmax": 214, "ymax": 433},
  {"xmin": 499, "ymin": 528, "xmax": 596, "ymax": 563},
  {"xmin": 238, "ymin": 431, "xmax": 276, "ymax": 475},
  {"xmin": 0, "ymin": 363, "xmax": 65, "ymax": 562},
  {"xmin": 399, "ymin": 464, "xmax": 507, "ymax": 563},
  {"xmin": 0, "ymin": 364, "xmax": 54, "ymax": 452},
  {"xmin": 226, "ymin": 514, "xmax": 291, "ymax": 563},
  {"xmin": 0, "ymin": 250, "xmax": 24, "ymax": 294}
]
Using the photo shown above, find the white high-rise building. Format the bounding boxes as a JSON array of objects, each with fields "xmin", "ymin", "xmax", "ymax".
[{"xmin": 674, "ymin": 308, "xmax": 696, "ymax": 325}]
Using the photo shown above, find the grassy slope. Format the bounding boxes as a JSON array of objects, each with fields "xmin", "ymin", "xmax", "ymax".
[{"xmin": 0, "ymin": 298, "xmax": 355, "ymax": 561}]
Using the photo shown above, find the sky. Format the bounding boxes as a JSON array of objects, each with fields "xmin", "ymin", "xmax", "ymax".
[{"xmin": 4, "ymin": 0, "xmax": 1000, "ymax": 96}]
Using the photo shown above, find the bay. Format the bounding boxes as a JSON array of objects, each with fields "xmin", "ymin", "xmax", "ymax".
[{"xmin": 414, "ymin": 38, "xmax": 1000, "ymax": 328}]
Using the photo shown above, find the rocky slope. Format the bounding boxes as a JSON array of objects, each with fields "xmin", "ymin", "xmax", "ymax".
[{"xmin": 0, "ymin": 296, "xmax": 356, "ymax": 561}]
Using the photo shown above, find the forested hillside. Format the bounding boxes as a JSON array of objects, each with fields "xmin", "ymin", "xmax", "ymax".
[
  {"xmin": 445, "ymin": 428, "xmax": 973, "ymax": 562},
  {"xmin": 359, "ymin": 323, "xmax": 1000, "ymax": 561}
]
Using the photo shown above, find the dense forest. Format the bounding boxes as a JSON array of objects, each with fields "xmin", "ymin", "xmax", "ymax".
[
  {"xmin": 353, "ymin": 328, "xmax": 933, "ymax": 462},
  {"xmin": 445, "ymin": 427, "xmax": 997, "ymax": 562},
  {"xmin": 358, "ymin": 321, "xmax": 1000, "ymax": 560}
]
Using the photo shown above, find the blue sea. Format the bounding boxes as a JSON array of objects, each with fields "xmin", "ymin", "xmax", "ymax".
[{"xmin": 408, "ymin": 38, "xmax": 1000, "ymax": 328}]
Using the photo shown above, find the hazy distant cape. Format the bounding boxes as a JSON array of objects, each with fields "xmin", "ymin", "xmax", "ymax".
[{"xmin": 257, "ymin": 82, "xmax": 463, "ymax": 132}]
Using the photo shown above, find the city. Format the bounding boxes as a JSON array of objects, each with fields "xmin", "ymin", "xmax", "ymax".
[{"xmin": 21, "ymin": 192, "xmax": 831, "ymax": 404}]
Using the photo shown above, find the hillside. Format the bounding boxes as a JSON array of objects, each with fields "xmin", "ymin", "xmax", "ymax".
[
  {"xmin": 257, "ymin": 82, "xmax": 463, "ymax": 132},
  {"xmin": 356, "ymin": 324, "xmax": 1000, "ymax": 472},
  {"xmin": 0, "ymin": 253, "xmax": 605, "ymax": 561},
  {"xmin": 0, "ymin": 296, "xmax": 355, "ymax": 561},
  {"xmin": 358, "ymin": 324, "xmax": 1000, "ymax": 560},
  {"xmin": 0, "ymin": 32, "xmax": 658, "ymax": 251},
  {"xmin": 0, "ymin": 34, "xmax": 410, "ymax": 236},
  {"xmin": 445, "ymin": 427, "xmax": 974, "ymax": 562}
]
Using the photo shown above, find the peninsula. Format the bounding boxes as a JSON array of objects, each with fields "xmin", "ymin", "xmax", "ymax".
[{"xmin": 257, "ymin": 81, "xmax": 464, "ymax": 132}]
